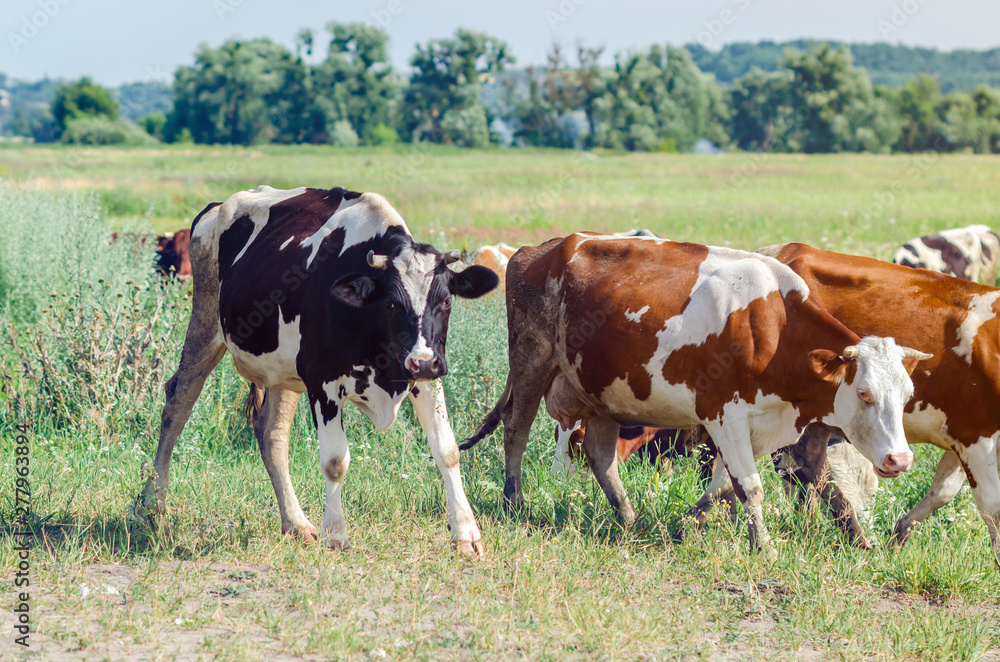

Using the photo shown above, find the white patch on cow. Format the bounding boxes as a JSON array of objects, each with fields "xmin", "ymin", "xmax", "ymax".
[
  {"xmin": 624, "ymin": 305, "xmax": 649, "ymax": 323},
  {"xmin": 225, "ymin": 311, "xmax": 304, "ymax": 391},
  {"xmin": 321, "ymin": 365, "xmax": 406, "ymax": 431},
  {"xmin": 279, "ymin": 236, "xmax": 295, "ymax": 250},
  {"xmin": 954, "ymin": 290, "xmax": 1000, "ymax": 364},
  {"xmin": 551, "ymin": 420, "xmax": 582, "ymax": 478},
  {"xmin": 298, "ymin": 192, "xmax": 411, "ymax": 268},
  {"xmin": 395, "ymin": 249, "xmax": 438, "ymax": 367},
  {"xmin": 652, "ymin": 247, "xmax": 809, "ymax": 359},
  {"xmin": 903, "ymin": 401, "xmax": 953, "ymax": 446},
  {"xmin": 225, "ymin": 186, "xmax": 308, "ymax": 266}
]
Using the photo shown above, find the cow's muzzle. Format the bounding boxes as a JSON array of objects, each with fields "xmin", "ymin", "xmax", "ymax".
[
  {"xmin": 406, "ymin": 355, "xmax": 446, "ymax": 380},
  {"xmin": 876, "ymin": 452, "xmax": 913, "ymax": 478}
]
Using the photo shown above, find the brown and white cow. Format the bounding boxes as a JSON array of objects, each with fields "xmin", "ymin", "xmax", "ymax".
[
  {"xmin": 760, "ymin": 242, "xmax": 1000, "ymax": 564},
  {"xmin": 461, "ymin": 234, "xmax": 928, "ymax": 548},
  {"xmin": 893, "ymin": 225, "xmax": 999, "ymax": 285},
  {"xmin": 137, "ymin": 185, "xmax": 498, "ymax": 557},
  {"xmin": 551, "ymin": 423, "xmax": 712, "ymax": 479},
  {"xmin": 156, "ymin": 229, "xmax": 193, "ymax": 280}
]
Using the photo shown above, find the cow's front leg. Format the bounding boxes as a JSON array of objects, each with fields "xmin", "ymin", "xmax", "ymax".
[
  {"xmin": 706, "ymin": 420, "xmax": 773, "ymax": 551},
  {"xmin": 408, "ymin": 380, "xmax": 483, "ymax": 558},
  {"xmin": 310, "ymin": 394, "xmax": 351, "ymax": 550}
]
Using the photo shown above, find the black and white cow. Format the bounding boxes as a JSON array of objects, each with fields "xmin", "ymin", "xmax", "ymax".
[
  {"xmin": 893, "ymin": 225, "xmax": 999, "ymax": 285},
  {"xmin": 138, "ymin": 185, "xmax": 498, "ymax": 557}
]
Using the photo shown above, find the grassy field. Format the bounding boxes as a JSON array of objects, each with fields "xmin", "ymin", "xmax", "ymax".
[
  {"xmin": 1, "ymin": 146, "xmax": 999, "ymax": 661},
  {"xmin": 3, "ymin": 143, "xmax": 1000, "ymax": 259}
]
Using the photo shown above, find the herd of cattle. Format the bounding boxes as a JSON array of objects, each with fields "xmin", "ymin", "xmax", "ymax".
[{"xmin": 132, "ymin": 186, "xmax": 1000, "ymax": 567}]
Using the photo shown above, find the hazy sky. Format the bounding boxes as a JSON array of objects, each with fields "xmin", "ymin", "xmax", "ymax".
[{"xmin": 3, "ymin": 0, "xmax": 996, "ymax": 86}]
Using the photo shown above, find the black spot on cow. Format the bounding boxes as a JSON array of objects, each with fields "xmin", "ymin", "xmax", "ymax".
[
  {"xmin": 352, "ymin": 366, "xmax": 371, "ymax": 394},
  {"xmin": 410, "ymin": 385, "xmax": 420, "ymax": 397},
  {"xmin": 338, "ymin": 384, "xmax": 348, "ymax": 400},
  {"xmin": 308, "ymin": 392, "xmax": 340, "ymax": 426},
  {"xmin": 923, "ymin": 236, "xmax": 971, "ymax": 279},
  {"xmin": 218, "ymin": 215, "xmax": 255, "ymax": 276},
  {"xmin": 983, "ymin": 239, "xmax": 994, "ymax": 261}
]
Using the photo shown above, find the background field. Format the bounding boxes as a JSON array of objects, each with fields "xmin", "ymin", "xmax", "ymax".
[{"xmin": 1, "ymin": 145, "xmax": 999, "ymax": 661}]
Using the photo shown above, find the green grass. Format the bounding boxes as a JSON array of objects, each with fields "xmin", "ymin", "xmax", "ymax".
[{"xmin": 1, "ymin": 146, "xmax": 999, "ymax": 660}]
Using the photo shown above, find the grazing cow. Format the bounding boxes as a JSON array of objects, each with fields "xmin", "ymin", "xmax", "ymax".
[
  {"xmin": 137, "ymin": 186, "xmax": 498, "ymax": 557},
  {"xmin": 156, "ymin": 229, "xmax": 193, "ymax": 280},
  {"xmin": 461, "ymin": 234, "xmax": 928, "ymax": 548},
  {"xmin": 758, "ymin": 243, "xmax": 1000, "ymax": 564},
  {"xmin": 552, "ymin": 422, "xmax": 712, "ymax": 479},
  {"xmin": 893, "ymin": 225, "xmax": 999, "ymax": 285},
  {"xmin": 468, "ymin": 243, "xmax": 518, "ymax": 292}
]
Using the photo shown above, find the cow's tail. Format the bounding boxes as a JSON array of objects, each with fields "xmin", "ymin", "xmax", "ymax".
[
  {"xmin": 245, "ymin": 382, "xmax": 265, "ymax": 427},
  {"xmin": 459, "ymin": 379, "xmax": 512, "ymax": 451}
]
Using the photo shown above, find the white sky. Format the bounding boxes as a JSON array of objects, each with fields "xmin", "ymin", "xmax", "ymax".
[{"xmin": 2, "ymin": 0, "xmax": 995, "ymax": 86}]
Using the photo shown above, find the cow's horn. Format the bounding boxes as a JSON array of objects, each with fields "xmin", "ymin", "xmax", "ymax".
[
  {"xmin": 367, "ymin": 251, "xmax": 389, "ymax": 270},
  {"xmin": 842, "ymin": 345, "xmax": 859, "ymax": 359},
  {"xmin": 902, "ymin": 347, "xmax": 932, "ymax": 361},
  {"xmin": 443, "ymin": 250, "xmax": 461, "ymax": 265}
]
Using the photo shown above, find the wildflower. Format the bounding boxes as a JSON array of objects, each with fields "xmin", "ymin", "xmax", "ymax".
[{"xmin": 79, "ymin": 584, "xmax": 90, "ymax": 598}]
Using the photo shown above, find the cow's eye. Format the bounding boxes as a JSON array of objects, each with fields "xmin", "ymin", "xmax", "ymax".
[
  {"xmin": 440, "ymin": 297, "xmax": 452, "ymax": 311},
  {"xmin": 857, "ymin": 388, "xmax": 872, "ymax": 403}
]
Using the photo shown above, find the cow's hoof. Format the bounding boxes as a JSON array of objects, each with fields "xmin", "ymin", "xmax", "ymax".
[
  {"xmin": 325, "ymin": 538, "xmax": 351, "ymax": 551},
  {"xmin": 888, "ymin": 523, "xmax": 914, "ymax": 546},
  {"xmin": 454, "ymin": 538, "xmax": 485, "ymax": 559},
  {"xmin": 283, "ymin": 523, "xmax": 319, "ymax": 543}
]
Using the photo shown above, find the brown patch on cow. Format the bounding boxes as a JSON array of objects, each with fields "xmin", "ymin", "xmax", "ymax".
[
  {"xmin": 958, "ymin": 455, "xmax": 978, "ymax": 489},
  {"xmin": 555, "ymin": 237, "xmax": 707, "ymax": 401},
  {"xmin": 325, "ymin": 458, "xmax": 347, "ymax": 483},
  {"xmin": 770, "ymin": 242, "xmax": 1000, "ymax": 449}
]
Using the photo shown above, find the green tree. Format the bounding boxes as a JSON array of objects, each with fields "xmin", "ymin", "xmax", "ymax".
[
  {"xmin": 728, "ymin": 68, "xmax": 791, "ymax": 151},
  {"xmin": 594, "ymin": 45, "xmax": 727, "ymax": 152},
  {"xmin": 781, "ymin": 44, "xmax": 889, "ymax": 153},
  {"xmin": 894, "ymin": 74, "xmax": 946, "ymax": 152},
  {"xmin": 51, "ymin": 77, "xmax": 118, "ymax": 138},
  {"xmin": 311, "ymin": 23, "xmax": 398, "ymax": 144},
  {"xmin": 401, "ymin": 29, "xmax": 514, "ymax": 144},
  {"xmin": 167, "ymin": 38, "xmax": 316, "ymax": 145}
]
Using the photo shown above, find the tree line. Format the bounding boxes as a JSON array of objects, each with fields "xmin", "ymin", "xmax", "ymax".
[{"xmin": 5, "ymin": 25, "xmax": 1000, "ymax": 154}]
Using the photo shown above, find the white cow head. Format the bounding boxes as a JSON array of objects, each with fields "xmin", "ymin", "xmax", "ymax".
[{"xmin": 811, "ymin": 336, "xmax": 931, "ymax": 477}]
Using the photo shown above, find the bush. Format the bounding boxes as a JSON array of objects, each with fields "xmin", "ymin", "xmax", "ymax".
[
  {"xmin": 0, "ymin": 186, "xmax": 187, "ymax": 436},
  {"xmin": 328, "ymin": 120, "xmax": 360, "ymax": 147},
  {"xmin": 369, "ymin": 123, "xmax": 398, "ymax": 145},
  {"xmin": 442, "ymin": 105, "xmax": 490, "ymax": 148},
  {"xmin": 61, "ymin": 117, "xmax": 159, "ymax": 146}
]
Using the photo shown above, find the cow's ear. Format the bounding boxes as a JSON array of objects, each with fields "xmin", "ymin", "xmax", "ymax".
[
  {"xmin": 449, "ymin": 265, "xmax": 499, "ymax": 299},
  {"xmin": 809, "ymin": 349, "xmax": 848, "ymax": 384},
  {"xmin": 331, "ymin": 273, "xmax": 379, "ymax": 307}
]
